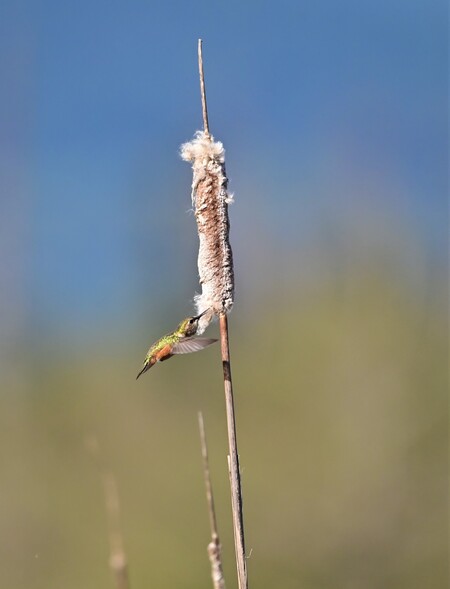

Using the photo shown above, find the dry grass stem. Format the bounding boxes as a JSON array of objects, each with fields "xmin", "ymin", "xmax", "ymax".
[
  {"xmin": 198, "ymin": 412, "xmax": 226, "ymax": 589},
  {"xmin": 85, "ymin": 436, "xmax": 130, "ymax": 589}
]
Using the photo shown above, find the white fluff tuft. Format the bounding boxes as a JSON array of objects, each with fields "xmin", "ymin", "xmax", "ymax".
[
  {"xmin": 181, "ymin": 131, "xmax": 235, "ymax": 333},
  {"xmin": 181, "ymin": 130, "xmax": 225, "ymax": 163}
]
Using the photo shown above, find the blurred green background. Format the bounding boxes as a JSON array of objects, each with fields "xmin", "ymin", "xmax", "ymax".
[{"xmin": 0, "ymin": 1, "xmax": 447, "ymax": 588}]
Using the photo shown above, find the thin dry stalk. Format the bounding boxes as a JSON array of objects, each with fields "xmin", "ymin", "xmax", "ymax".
[
  {"xmin": 198, "ymin": 412, "xmax": 226, "ymax": 589},
  {"xmin": 198, "ymin": 41, "xmax": 210, "ymax": 137},
  {"xmin": 85, "ymin": 436, "xmax": 130, "ymax": 589},
  {"xmin": 219, "ymin": 313, "xmax": 247, "ymax": 589},
  {"xmin": 182, "ymin": 39, "xmax": 248, "ymax": 589}
]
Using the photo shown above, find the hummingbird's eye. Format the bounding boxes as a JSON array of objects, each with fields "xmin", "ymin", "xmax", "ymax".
[{"xmin": 189, "ymin": 318, "xmax": 195, "ymax": 324}]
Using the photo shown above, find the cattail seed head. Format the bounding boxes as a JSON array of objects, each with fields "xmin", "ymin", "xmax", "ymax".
[{"xmin": 181, "ymin": 131, "xmax": 234, "ymax": 334}]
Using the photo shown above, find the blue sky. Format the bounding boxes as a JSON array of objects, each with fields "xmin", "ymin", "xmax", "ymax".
[{"xmin": 0, "ymin": 0, "xmax": 446, "ymax": 335}]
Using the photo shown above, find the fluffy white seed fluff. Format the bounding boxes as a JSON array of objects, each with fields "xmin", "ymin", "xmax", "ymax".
[{"xmin": 181, "ymin": 131, "xmax": 235, "ymax": 334}]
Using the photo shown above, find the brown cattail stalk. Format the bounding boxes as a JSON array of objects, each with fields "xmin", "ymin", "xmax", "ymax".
[
  {"xmin": 198, "ymin": 412, "xmax": 226, "ymax": 589},
  {"xmin": 85, "ymin": 436, "xmax": 130, "ymax": 589},
  {"xmin": 182, "ymin": 40, "xmax": 248, "ymax": 589}
]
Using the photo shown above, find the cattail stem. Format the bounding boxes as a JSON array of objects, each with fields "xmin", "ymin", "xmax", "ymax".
[
  {"xmin": 197, "ymin": 40, "xmax": 248, "ymax": 589},
  {"xmin": 219, "ymin": 313, "xmax": 248, "ymax": 589},
  {"xmin": 198, "ymin": 39, "xmax": 210, "ymax": 137}
]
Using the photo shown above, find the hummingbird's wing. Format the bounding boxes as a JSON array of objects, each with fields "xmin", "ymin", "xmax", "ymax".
[{"xmin": 171, "ymin": 337, "xmax": 217, "ymax": 354}]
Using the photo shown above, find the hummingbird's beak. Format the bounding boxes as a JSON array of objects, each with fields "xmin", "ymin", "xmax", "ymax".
[{"xmin": 193, "ymin": 308, "xmax": 209, "ymax": 321}]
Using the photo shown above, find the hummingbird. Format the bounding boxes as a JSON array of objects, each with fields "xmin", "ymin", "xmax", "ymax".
[{"xmin": 136, "ymin": 309, "xmax": 217, "ymax": 379}]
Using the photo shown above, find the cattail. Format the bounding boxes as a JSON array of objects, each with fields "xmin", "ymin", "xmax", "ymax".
[
  {"xmin": 180, "ymin": 131, "xmax": 234, "ymax": 334},
  {"xmin": 186, "ymin": 41, "xmax": 248, "ymax": 589}
]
